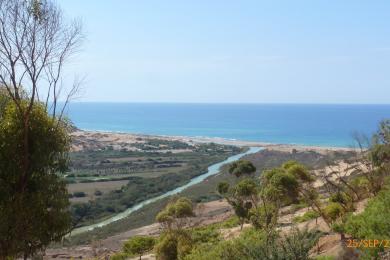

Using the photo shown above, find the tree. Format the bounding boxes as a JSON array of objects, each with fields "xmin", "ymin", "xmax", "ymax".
[
  {"xmin": 350, "ymin": 120, "xmax": 390, "ymax": 196},
  {"xmin": 219, "ymin": 160, "xmax": 258, "ymax": 230},
  {"xmin": 249, "ymin": 162, "xmax": 310, "ymax": 234},
  {"xmin": 220, "ymin": 161, "xmax": 309, "ymax": 233},
  {"xmin": 0, "ymin": 102, "xmax": 71, "ymax": 258},
  {"xmin": 155, "ymin": 197, "xmax": 195, "ymax": 260},
  {"xmin": 0, "ymin": 0, "xmax": 83, "ymax": 258},
  {"xmin": 0, "ymin": 0, "xmax": 82, "ymax": 192},
  {"xmin": 123, "ymin": 236, "xmax": 156, "ymax": 260},
  {"xmin": 156, "ymin": 197, "xmax": 195, "ymax": 230},
  {"xmin": 218, "ymin": 179, "xmax": 259, "ymax": 230},
  {"xmin": 229, "ymin": 160, "xmax": 256, "ymax": 177}
]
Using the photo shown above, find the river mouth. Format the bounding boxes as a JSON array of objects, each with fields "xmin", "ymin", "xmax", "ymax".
[{"xmin": 70, "ymin": 146, "xmax": 263, "ymax": 236}]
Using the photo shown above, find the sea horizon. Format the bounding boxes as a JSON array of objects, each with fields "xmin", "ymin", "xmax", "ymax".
[{"xmin": 65, "ymin": 102, "xmax": 390, "ymax": 148}]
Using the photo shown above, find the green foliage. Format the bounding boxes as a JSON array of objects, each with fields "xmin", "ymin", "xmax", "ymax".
[
  {"xmin": 229, "ymin": 159, "xmax": 256, "ymax": 177},
  {"xmin": 329, "ymin": 192, "xmax": 349, "ymax": 205},
  {"xmin": 184, "ymin": 228, "xmax": 321, "ymax": 260},
  {"xmin": 324, "ymin": 202, "xmax": 344, "ymax": 222},
  {"xmin": 0, "ymin": 102, "xmax": 71, "ymax": 258},
  {"xmin": 219, "ymin": 178, "xmax": 259, "ymax": 229},
  {"xmin": 313, "ymin": 256, "xmax": 336, "ymax": 260},
  {"xmin": 156, "ymin": 197, "xmax": 194, "ymax": 229},
  {"xmin": 293, "ymin": 210, "xmax": 320, "ymax": 223},
  {"xmin": 234, "ymin": 178, "xmax": 258, "ymax": 197},
  {"xmin": 219, "ymin": 161, "xmax": 313, "ymax": 232},
  {"xmin": 216, "ymin": 181, "xmax": 229, "ymax": 195},
  {"xmin": 359, "ymin": 120, "xmax": 390, "ymax": 195},
  {"xmin": 190, "ymin": 226, "xmax": 221, "ymax": 245},
  {"xmin": 218, "ymin": 216, "xmax": 240, "ymax": 228},
  {"xmin": 278, "ymin": 228, "xmax": 322, "ymax": 260},
  {"xmin": 154, "ymin": 197, "xmax": 195, "ymax": 259},
  {"xmin": 155, "ymin": 231, "xmax": 192, "ymax": 260},
  {"xmin": 110, "ymin": 252, "xmax": 129, "ymax": 260},
  {"xmin": 249, "ymin": 203, "xmax": 278, "ymax": 230},
  {"xmin": 285, "ymin": 162, "xmax": 313, "ymax": 182},
  {"xmin": 123, "ymin": 236, "xmax": 156, "ymax": 259},
  {"xmin": 155, "ymin": 233, "xmax": 179, "ymax": 260},
  {"xmin": 345, "ymin": 189, "xmax": 390, "ymax": 257},
  {"xmin": 0, "ymin": 87, "xmax": 10, "ymax": 119},
  {"xmin": 261, "ymin": 166, "xmax": 300, "ymax": 204},
  {"xmin": 350, "ymin": 177, "xmax": 370, "ymax": 197}
]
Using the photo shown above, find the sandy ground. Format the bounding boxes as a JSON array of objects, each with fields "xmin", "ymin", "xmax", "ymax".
[{"xmin": 71, "ymin": 129, "xmax": 359, "ymax": 154}]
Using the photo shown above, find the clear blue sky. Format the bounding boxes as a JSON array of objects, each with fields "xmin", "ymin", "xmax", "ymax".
[{"xmin": 61, "ymin": 1, "xmax": 390, "ymax": 104}]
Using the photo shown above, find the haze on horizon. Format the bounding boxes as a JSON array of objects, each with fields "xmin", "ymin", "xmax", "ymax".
[{"xmin": 62, "ymin": 1, "xmax": 390, "ymax": 104}]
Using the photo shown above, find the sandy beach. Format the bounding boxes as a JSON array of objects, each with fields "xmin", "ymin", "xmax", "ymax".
[{"xmin": 71, "ymin": 129, "xmax": 359, "ymax": 154}]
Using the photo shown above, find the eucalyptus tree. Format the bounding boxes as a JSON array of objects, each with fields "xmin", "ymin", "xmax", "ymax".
[{"xmin": 0, "ymin": 0, "xmax": 83, "ymax": 258}]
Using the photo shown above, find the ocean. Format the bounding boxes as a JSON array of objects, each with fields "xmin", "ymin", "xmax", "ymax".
[{"xmin": 65, "ymin": 103, "xmax": 390, "ymax": 147}]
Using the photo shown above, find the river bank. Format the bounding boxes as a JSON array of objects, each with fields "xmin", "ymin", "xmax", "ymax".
[{"xmin": 70, "ymin": 147, "xmax": 262, "ymax": 236}]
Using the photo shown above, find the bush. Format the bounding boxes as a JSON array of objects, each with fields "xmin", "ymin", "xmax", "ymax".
[
  {"xmin": 155, "ymin": 233, "xmax": 178, "ymax": 260},
  {"xmin": 314, "ymin": 256, "xmax": 336, "ymax": 260},
  {"xmin": 324, "ymin": 202, "xmax": 344, "ymax": 222},
  {"xmin": 184, "ymin": 228, "xmax": 321, "ymax": 260},
  {"xmin": 110, "ymin": 252, "xmax": 128, "ymax": 260},
  {"xmin": 94, "ymin": 190, "xmax": 103, "ymax": 196},
  {"xmin": 73, "ymin": 191, "xmax": 87, "ymax": 198},
  {"xmin": 345, "ymin": 189, "xmax": 390, "ymax": 258},
  {"xmin": 123, "ymin": 236, "xmax": 155, "ymax": 259},
  {"xmin": 293, "ymin": 210, "xmax": 320, "ymax": 223},
  {"xmin": 155, "ymin": 231, "xmax": 193, "ymax": 260}
]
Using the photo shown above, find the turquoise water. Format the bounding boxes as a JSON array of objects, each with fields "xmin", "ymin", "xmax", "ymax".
[
  {"xmin": 71, "ymin": 147, "xmax": 262, "ymax": 235},
  {"xmin": 66, "ymin": 103, "xmax": 390, "ymax": 147}
]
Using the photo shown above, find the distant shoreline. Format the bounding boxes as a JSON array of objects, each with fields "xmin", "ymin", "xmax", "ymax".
[{"xmin": 71, "ymin": 128, "xmax": 359, "ymax": 154}]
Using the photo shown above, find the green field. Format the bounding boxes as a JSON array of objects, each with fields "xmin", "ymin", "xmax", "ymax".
[{"xmin": 66, "ymin": 140, "xmax": 242, "ymax": 228}]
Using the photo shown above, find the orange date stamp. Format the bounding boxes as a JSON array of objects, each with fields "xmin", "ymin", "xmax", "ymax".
[{"xmin": 347, "ymin": 239, "xmax": 390, "ymax": 248}]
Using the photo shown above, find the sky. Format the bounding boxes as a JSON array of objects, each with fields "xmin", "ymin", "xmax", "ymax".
[{"xmin": 61, "ymin": 0, "xmax": 390, "ymax": 104}]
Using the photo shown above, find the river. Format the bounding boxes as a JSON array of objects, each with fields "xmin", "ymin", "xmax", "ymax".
[{"xmin": 71, "ymin": 146, "xmax": 263, "ymax": 236}]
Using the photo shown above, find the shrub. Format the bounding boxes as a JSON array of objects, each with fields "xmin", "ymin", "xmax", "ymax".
[
  {"xmin": 73, "ymin": 191, "xmax": 87, "ymax": 198},
  {"xmin": 324, "ymin": 202, "xmax": 344, "ymax": 222},
  {"xmin": 94, "ymin": 190, "xmax": 103, "ymax": 196},
  {"xmin": 293, "ymin": 210, "xmax": 320, "ymax": 223},
  {"xmin": 155, "ymin": 233, "xmax": 178, "ymax": 260},
  {"xmin": 345, "ymin": 189, "xmax": 390, "ymax": 258},
  {"xmin": 228, "ymin": 160, "xmax": 256, "ymax": 177},
  {"xmin": 314, "ymin": 256, "xmax": 336, "ymax": 260},
  {"xmin": 110, "ymin": 253, "xmax": 128, "ymax": 260},
  {"xmin": 123, "ymin": 236, "xmax": 155, "ymax": 260},
  {"xmin": 184, "ymin": 227, "xmax": 321, "ymax": 260}
]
